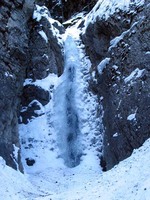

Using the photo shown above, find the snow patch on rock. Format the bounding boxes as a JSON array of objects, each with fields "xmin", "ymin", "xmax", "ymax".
[
  {"xmin": 97, "ymin": 58, "xmax": 111, "ymax": 74},
  {"xmin": 127, "ymin": 113, "xmax": 136, "ymax": 121},
  {"xmin": 124, "ymin": 68, "xmax": 145, "ymax": 83},
  {"xmin": 38, "ymin": 30, "xmax": 48, "ymax": 43}
]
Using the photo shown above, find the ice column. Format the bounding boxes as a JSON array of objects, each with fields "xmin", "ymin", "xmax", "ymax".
[{"xmin": 54, "ymin": 36, "xmax": 82, "ymax": 167}]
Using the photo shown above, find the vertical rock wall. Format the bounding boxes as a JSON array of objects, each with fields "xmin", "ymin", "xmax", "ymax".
[
  {"xmin": 61, "ymin": 0, "xmax": 98, "ymax": 21},
  {"xmin": 82, "ymin": 1, "xmax": 150, "ymax": 170},
  {"xmin": 0, "ymin": 0, "xmax": 64, "ymax": 171},
  {"xmin": 20, "ymin": 4, "xmax": 64, "ymax": 124},
  {"xmin": 0, "ymin": 0, "xmax": 35, "ymax": 171}
]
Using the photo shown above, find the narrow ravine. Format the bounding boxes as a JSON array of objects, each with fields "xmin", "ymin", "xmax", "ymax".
[
  {"xmin": 0, "ymin": 1, "xmax": 149, "ymax": 199},
  {"xmin": 19, "ymin": 12, "xmax": 104, "ymax": 199},
  {"xmin": 19, "ymin": 20, "xmax": 102, "ymax": 174}
]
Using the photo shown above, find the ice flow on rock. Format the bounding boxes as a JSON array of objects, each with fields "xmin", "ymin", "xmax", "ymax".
[{"xmin": 54, "ymin": 36, "xmax": 82, "ymax": 167}]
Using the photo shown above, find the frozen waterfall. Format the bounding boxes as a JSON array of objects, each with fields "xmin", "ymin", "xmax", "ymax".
[{"xmin": 54, "ymin": 36, "xmax": 82, "ymax": 167}]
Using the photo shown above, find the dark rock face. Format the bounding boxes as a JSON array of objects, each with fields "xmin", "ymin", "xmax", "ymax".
[
  {"xmin": 0, "ymin": 0, "xmax": 34, "ymax": 172},
  {"xmin": 27, "ymin": 5, "xmax": 65, "ymax": 79},
  {"xmin": 22, "ymin": 85, "xmax": 50, "ymax": 107},
  {"xmin": 20, "ymin": 85, "xmax": 50, "ymax": 124},
  {"xmin": 83, "ymin": 2, "xmax": 150, "ymax": 170},
  {"xmin": 21, "ymin": 4, "xmax": 64, "ymax": 125},
  {"xmin": 61, "ymin": 0, "xmax": 98, "ymax": 21},
  {"xmin": 34, "ymin": 0, "xmax": 98, "ymax": 22},
  {"xmin": 0, "ymin": 0, "xmax": 64, "ymax": 171},
  {"xmin": 41, "ymin": 0, "xmax": 63, "ymax": 22}
]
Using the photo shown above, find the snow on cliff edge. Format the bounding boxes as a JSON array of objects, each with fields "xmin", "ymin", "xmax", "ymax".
[{"xmin": 83, "ymin": 0, "xmax": 145, "ymax": 33}]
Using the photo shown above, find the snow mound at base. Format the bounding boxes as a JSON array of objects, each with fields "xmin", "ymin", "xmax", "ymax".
[{"xmin": 1, "ymin": 138, "xmax": 150, "ymax": 200}]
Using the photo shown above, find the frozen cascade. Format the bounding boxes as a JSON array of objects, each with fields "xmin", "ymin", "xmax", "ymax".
[{"xmin": 54, "ymin": 36, "xmax": 82, "ymax": 167}]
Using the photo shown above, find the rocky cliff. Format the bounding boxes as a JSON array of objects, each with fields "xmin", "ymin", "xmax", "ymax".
[
  {"xmin": 0, "ymin": 0, "xmax": 64, "ymax": 171},
  {"xmin": 61, "ymin": 0, "xmax": 98, "ymax": 21},
  {"xmin": 0, "ymin": 0, "xmax": 32, "ymax": 171},
  {"xmin": 82, "ymin": 0, "xmax": 150, "ymax": 170}
]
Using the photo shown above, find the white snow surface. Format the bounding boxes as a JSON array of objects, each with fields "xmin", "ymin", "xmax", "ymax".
[
  {"xmin": 109, "ymin": 29, "xmax": 130, "ymax": 51},
  {"xmin": 24, "ymin": 73, "xmax": 60, "ymax": 91},
  {"xmin": 109, "ymin": 21, "xmax": 139, "ymax": 51},
  {"xmin": 127, "ymin": 113, "xmax": 136, "ymax": 121},
  {"xmin": 1, "ymin": 138, "xmax": 150, "ymax": 199},
  {"xmin": 38, "ymin": 30, "xmax": 48, "ymax": 43},
  {"xmin": 33, "ymin": 5, "xmax": 51, "ymax": 22},
  {"xmin": 20, "ymin": 14, "xmax": 102, "ymax": 175},
  {"xmin": 97, "ymin": 57, "xmax": 111, "ymax": 74},
  {"xmin": 5, "ymin": 71, "xmax": 13, "ymax": 78},
  {"xmin": 124, "ymin": 68, "xmax": 145, "ymax": 83}
]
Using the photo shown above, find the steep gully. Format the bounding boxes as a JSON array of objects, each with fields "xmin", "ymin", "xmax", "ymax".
[
  {"xmin": 19, "ymin": 19, "xmax": 102, "ymax": 172},
  {"xmin": 53, "ymin": 29, "xmax": 102, "ymax": 168},
  {"xmin": 18, "ymin": 25, "xmax": 103, "ymax": 198}
]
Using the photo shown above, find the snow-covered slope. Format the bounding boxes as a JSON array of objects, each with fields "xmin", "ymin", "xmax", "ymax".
[{"xmin": 1, "ymin": 138, "xmax": 150, "ymax": 199}]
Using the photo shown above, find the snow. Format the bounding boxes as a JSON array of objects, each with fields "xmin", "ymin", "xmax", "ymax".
[
  {"xmin": 24, "ymin": 73, "xmax": 60, "ymax": 91},
  {"xmin": 127, "ymin": 113, "xmax": 136, "ymax": 121},
  {"xmin": 109, "ymin": 21, "xmax": 139, "ymax": 51},
  {"xmin": 21, "ymin": 77, "xmax": 62, "ymax": 174},
  {"xmin": 97, "ymin": 57, "xmax": 111, "ymax": 74},
  {"xmin": 11, "ymin": 144, "xmax": 20, "ymax": 170},
  {"xmin": 0, "ymin": 156, "xmax": 38, "ymax": 200},
  {"xmin": 5, "ymin": 71, "xmax": 13, "ymax": 78},
  {"xmin": 20, "ymin": 17, "xmax": 103, "ymax": 173},
  {"xmin": 124, "ymin": 68, "xmax": 145, "ymax": 83},
  {"xmin": 0, "ymin": 157, "xmax": 6, "ymax": 169},
  {"xmin": 145, "ymin": 51, "xmax": 150, "ymax": 55},
  {"xmin": 33, "ymin": 5, "xmax": 50, "ymax": 22},
  {"xmin": 38, "ymin": 30, "xmax": 48, "ymax": 43},
  {"xmin": 1, "ymin": 138, "xmax": 150, "ymax": 199},
  {"xmin": 19, "ymin": 114, "xmax": 64, "ymax": 173},
  {"xmin": 83, "ymin": 0, "xmax": 145, "ymax": 33},
  {"xmin": 109, "ymin": 29, "xmax": 130, "ymax": 51},
  {"xmin": 48, "ymin": 17, "xmax": 65, "ymax": 45},
  {"xmin": 63, "ymin": 12, "xmax": 86, "ymax": 28},
  {"xmin": 113, "ymin": 132, "xmax": 119, "ymax": 137},
  {"xmin": 33, "ymin": 5, "xmax": 64, "ymax": 46},
  {"xmin": 12, "ymin": 144, "xmax": 19, "ymax": 160},
  {"xmin": 112, "ymin": 65, "xmax": 119, "ymax": 70}
]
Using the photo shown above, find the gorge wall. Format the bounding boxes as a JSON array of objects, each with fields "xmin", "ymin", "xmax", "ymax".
[
  {"xmin": 82, "ymin": 0, "xmax": 150, "ymax": 170},
  {"xmin": 0, "ymin": 0, "xmax": 64, "ymax": 171}
]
